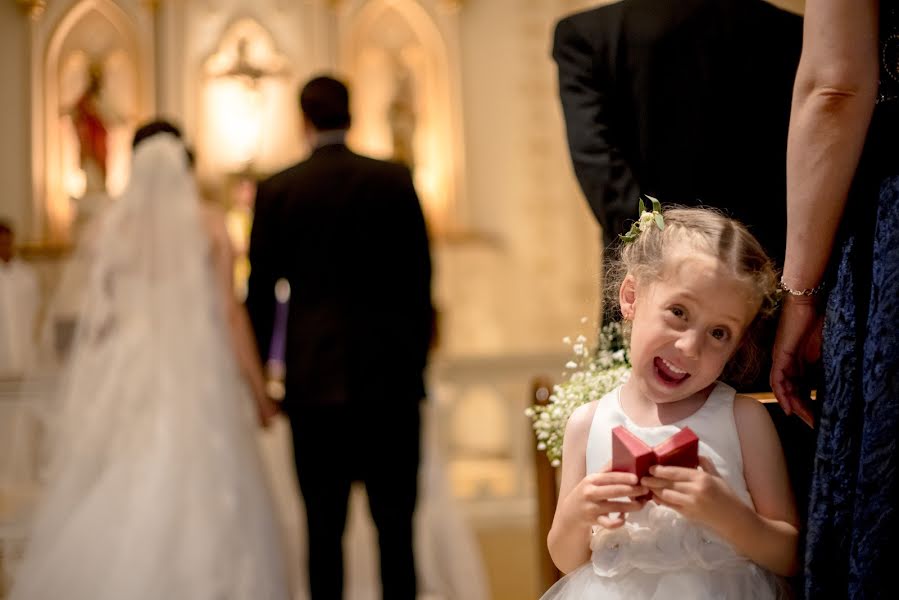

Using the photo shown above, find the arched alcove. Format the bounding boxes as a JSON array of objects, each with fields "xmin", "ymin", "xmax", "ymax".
[
  {"xmin": 38, "ymin": 0, "xmax": 149, "ymax": 242},
  {"xmin": 199, "ymin": 17, "xmax": 295, "ymax": 179},
  {"xmin": 341, "ymin": 0, "xmax": 463, "ymax": 237}
]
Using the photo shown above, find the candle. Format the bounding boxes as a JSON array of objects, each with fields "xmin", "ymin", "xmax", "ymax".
[{"xmin": 267, "ymin": 278, "xmax": 290, "ymax": 367}]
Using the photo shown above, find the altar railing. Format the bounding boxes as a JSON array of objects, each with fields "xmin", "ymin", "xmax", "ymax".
[{"xmin": 426, "ymin": 352, "xmax": 569, "ymax": 525}]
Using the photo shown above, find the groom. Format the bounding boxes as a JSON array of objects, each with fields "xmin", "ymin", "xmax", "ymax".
[{"xmin": 246, "ymin": 75, "xmax": 434, "ymax": 600}]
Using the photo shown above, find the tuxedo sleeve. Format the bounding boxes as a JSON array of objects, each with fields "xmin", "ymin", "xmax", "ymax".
[
  {"xmin": 552, "ymin": 14, "xmax": 640, "ymax": 245},
  {"xmin": 245, "ymin": 180, "xmax": 278, "ymax": 362}
]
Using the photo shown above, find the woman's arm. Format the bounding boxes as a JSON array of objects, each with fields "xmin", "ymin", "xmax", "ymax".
[
  {"xmin": 772, "ymin": 0, "xmax": 879, "ymax": 418},
  {"xmin": 203, "ymin": 206, "xmax": 277, "ymax": 427},
  {"xmin": 782, "ymin": 0, "xmax": 879, "ymax": 290}
]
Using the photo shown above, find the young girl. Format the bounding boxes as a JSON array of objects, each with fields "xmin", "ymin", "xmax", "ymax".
[{"xmin": 544, "ymin": 207, "xmax": 798, "ymax": 599}]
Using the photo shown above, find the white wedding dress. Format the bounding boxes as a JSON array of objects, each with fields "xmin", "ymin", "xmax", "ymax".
[{"xmin": 5, "ymin": 135, "xmax": 290, "ymax": 600}]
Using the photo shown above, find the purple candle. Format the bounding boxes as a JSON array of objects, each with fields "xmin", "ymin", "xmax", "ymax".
[{"xmin": 267, "ymin": 278, "xmax": 290, "ymax": 367}]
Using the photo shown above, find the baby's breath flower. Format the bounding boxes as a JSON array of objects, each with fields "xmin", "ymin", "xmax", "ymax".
[{"xmin": 526, "ymin": 322, "xmax": 631, "ymax": 464}]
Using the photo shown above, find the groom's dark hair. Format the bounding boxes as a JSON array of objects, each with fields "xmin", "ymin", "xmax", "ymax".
[{"xmin": 300, "ymin": 76, "xmax": 351, "ymax": 131}]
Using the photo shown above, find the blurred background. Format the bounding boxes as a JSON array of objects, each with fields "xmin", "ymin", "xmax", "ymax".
[{"xmin": 0, "ymin": 1, "xmax": 804, "ymax": 598}]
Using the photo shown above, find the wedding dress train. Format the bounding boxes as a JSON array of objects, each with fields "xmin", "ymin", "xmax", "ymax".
[{"xmin": 4, "ymin": 390, "xmax": 490, "ymax": 600}]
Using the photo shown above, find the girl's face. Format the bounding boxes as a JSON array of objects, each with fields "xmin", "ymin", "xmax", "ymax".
[{"xmin": 620, "ymin": 253, "xmax": 760, "ymax": 405}]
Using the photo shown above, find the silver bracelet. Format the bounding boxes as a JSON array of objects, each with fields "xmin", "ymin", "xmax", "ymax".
[{"xmin": 779, "ymin": 279, "xmax": 825, "ymax": 297}]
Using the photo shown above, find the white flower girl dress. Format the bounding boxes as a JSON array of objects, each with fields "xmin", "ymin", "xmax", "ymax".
[{"xmin": 542, "ymin": 382, "xmax": 785, "ymax": 600}]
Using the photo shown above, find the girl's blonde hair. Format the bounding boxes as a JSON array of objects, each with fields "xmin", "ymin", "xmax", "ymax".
[{"xmin": 605, "ymin": 206, "xmax": 778, "ymax": 386}]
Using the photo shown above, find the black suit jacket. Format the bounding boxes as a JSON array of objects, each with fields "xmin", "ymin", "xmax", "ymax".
[
  {"xmin": 246, "ymin": 144, "xmax": 434, "ymax": 409},
  {"xmin": 553, "ymin": 0, "xmax": 802, "ymax": 265}
]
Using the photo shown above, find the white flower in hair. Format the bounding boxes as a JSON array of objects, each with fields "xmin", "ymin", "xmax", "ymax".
[
  {"xmin": 638, "ymin": 210, "xmax": 657, "ymax": 231},
  {"xmin": 620, "ymin": 195, "xmax": 665, "ymax": 243}
]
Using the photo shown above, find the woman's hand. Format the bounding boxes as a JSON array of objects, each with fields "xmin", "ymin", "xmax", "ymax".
[
  {"xmin": 641, "ymin": 457, "xmax": 742, "ymax": 532},
  {"xmin": 770, "ymin": 295, "xmax": 823, "ymax": 428},
  {"xmin": 254, "ymin": 393, "xmax": 281, "ymax": 428},
  {"xmin": 559, "ymin": 470, "xmax": 648, "ymax": 530}
]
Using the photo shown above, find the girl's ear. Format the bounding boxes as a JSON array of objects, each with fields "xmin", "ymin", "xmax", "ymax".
[{"xmin": 619, "ymin": 274, "xmax": 637, "ymax": 321}]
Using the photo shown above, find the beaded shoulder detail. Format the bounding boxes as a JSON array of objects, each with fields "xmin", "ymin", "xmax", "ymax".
[{"xmin": 878, "ymin": 5, "xmax": 899, "ymax": 104}]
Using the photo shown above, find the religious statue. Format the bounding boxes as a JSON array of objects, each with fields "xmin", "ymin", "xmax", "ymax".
[
  {"xmin": 71, "ymin": 63, "xmax": 109, "ymax": 196},
  {"xmin": 388, "ymin": 61, "xmax": 417, "ymax": 169}
]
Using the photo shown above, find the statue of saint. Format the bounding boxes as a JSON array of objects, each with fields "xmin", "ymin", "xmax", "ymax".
[
  {"xmin": 388, "ymin": 63, "xmax": 417, "ymax": 169},
  {"xmin": 71, "ymin": 63, "xmax": 109, "ymax": 196}
]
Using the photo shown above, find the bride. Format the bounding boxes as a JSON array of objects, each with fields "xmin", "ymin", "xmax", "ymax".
[{"xmin": 7, "ymin": 125, "xmax": 290, "ymax": 600}]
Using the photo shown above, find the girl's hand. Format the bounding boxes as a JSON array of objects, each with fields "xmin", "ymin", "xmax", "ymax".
[
  {"xmin": 641, "ymin": 456, "xmax": 742, "ymax": 531},
  {"xmin": 560, "ymin": 470, "xmax": 648, "ymax": 530}
]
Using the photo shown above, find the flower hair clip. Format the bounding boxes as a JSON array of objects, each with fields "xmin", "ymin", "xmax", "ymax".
[{"xmin": 619, "ymin": 195, "xmax": 665, "ymax": 244}]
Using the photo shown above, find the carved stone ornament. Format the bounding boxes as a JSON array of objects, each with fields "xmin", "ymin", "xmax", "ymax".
[
  {"xmin": 439, "ymin": 0, "xmax": 463, "ymax": 13},
  {"xmin": 15, "ymin": 0, "xmax": 46, "ymax": 18}
]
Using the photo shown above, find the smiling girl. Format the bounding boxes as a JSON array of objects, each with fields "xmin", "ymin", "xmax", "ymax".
[{"xmin": 543, "ymin": 207, "xmax": 798, "ymax": 599}]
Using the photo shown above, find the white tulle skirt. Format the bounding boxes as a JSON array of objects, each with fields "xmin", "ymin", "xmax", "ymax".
[
  {"xmin": 5, "ymin": 376, "xmax": 487, "ymax": 600},
  {"xmin": 541, "ymin": 503, "xmax": 785, "ymax": 600},
  {"xmin": 541, "ymin": 561, "xmax": 782, "ymax": 600},
  {"xmin": 8, "ymin": 368, "xmax": 290, "ymax": 600}
]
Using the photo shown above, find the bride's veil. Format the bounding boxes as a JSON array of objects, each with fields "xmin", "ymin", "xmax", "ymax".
[
  {"xmin": 0, "ymin": 133, "xmax": 249, "ymax": 591},
  {"xmin": 36, "ymin": 131, "xmax": 219, "ymax": 457}
]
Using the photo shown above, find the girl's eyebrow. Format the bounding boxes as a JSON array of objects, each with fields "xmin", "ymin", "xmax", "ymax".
[{"xmin": 670, "ymin": 292, "xmax": 745, "ymax": 327}]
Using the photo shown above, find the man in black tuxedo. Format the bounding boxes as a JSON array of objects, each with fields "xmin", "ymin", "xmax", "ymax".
[
  {"xmin": 553, "ymin": 0, "xmax": 802, "ymax": 267},
  {"xmin": 552, "ymin": 0, "xmax": 804, "ymax": 383},
  {"xmin": 246, "ymin": 75, "xmax": 433, "ymax": 600}
]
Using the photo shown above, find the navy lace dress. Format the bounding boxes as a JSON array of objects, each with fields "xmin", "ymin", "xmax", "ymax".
[{"xmin": 805, "ymin": 4, "xmax": 899, "ymax": 598}]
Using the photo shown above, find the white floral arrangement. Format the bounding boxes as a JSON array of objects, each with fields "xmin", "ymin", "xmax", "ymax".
[{"xmin": 526, "ymin": 321, "xmax": 631, "ymax": 466}]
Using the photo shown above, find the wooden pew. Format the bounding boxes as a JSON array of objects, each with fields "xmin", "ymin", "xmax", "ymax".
[{"xmin": 531, "ymin": 377, "xmax": 562, "ymax": 593}]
